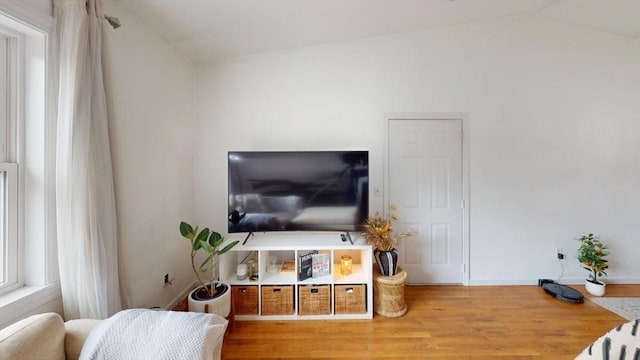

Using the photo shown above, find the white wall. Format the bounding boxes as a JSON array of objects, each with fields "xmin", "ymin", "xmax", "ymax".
[
  {"xmin": 195, "ymin": 16, "xmax": 640, "ymax": 285},
  {"xmin": 103, "ymin": 1, "xmax": 196, "ymax": 308}
]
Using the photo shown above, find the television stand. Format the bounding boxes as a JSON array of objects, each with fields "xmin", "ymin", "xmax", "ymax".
[{"xmin": 218, "ymin": 232, "xmax": 373, "ymax": 320}]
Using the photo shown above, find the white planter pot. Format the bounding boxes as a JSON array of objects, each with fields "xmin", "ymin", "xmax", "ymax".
[
  {"xmin": 585, "ymin": 279, "xmax": 606, "ymax": 297},
  {"xmin": 188, "ymin": 282, "xmax": 231, "ymax": 317}
]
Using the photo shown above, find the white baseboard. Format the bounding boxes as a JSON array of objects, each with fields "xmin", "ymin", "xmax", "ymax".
[
  {"xmin": 468, "ymin": 277, "xmax": 640, "ymax": 286},
  {"xmin": 469, "ymin": 279, "xmax": 541, "ymax": 286},
  {"xmin": 596, "ymin": 278, "xmax": 640, "ymax": 285},
  {"xmin": 163, "ymin": 281, "xmax": 197, "ymax": 310}
]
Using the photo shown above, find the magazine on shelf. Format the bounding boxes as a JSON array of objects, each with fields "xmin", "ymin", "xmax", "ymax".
[
  {"xmin": 298, "ymin": 250, "xmax": 318, "ymax": 281},
  {"xmin": 312, "ymin": 253, "xmax": 330, "ymax": 278}
]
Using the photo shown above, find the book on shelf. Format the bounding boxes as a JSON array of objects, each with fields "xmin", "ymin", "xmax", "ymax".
[
  {"xmin": 280, "ymin": 260, "xmax": 295, "ymax": 273},
  {"xmin": 298, "ymin": 250, "xmax": 318, "ymax": 281},
  {"xmin": 312, "ymin": 253, "xmax": 330, "ymax": 278}
]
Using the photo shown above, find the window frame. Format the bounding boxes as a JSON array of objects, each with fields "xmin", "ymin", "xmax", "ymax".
[
  {"xmin": 0, "ymin": 2, "xmax": 57, "ymax": 305},
  {"xmin": 0, "ymin": 27, "xmax": 21, "ymax": 295},
  {"xmin": 0, "ymin": 33, "xmax": 6, "ymax": 162},
  {"xmin": 0, "ymin": 163, "xmax": 18, "ymax": 293}
]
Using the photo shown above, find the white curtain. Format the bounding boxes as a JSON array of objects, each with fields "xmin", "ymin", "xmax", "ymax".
[{"xmin": 54, "ymin": 0, "xmax": 122, "ymax": 320}]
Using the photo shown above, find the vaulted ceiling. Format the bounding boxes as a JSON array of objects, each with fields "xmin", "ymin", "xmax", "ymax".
[{"xmin": 112, "ymin": 0, "xmax": 640, "ymax": 63}]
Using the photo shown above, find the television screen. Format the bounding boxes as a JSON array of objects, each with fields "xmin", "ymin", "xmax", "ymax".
[{"xmin": 228, "ymin": 151, "xmax": 369, "ymax": 233}]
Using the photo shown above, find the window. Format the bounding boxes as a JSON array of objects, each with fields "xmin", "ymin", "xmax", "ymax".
[
  {"xmin": 0, "ymin": 30, "xmax": 19, "ymax": 295},
  {"xmin": 0, "ymin": 6, "xmax": 56, "ymax": 304},
  {"xmin": 0, "ymin": 5, "xmax": 58, "ymax": 328}
]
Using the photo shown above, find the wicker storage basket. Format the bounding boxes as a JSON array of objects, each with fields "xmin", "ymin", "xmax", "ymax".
[
  {"xmin": 334, "ymin": 284, "xmax": 366, "ymax": 314},
  {"xmin": 232, "ymin": 285, "xmax": 258, "ymax": 315},
  {"xmin": 261, "ymin": 285, "xmax": 294, "ymax": 315},
  {"xmin": 373, "ymin": 267, "xmax": 407, "ymax": 317},
  {"xmin": 298, "ymin": 285, "xmax": 331, "ymax": 315}
]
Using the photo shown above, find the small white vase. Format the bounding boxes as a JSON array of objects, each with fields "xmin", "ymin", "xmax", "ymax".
[
  {"xmin": 585, "ymin": 279, "xmax": 606, "ymax": 297},
  {"xmin": 188, "ymin": 281, "xmax": 231, "ymax": 317}
]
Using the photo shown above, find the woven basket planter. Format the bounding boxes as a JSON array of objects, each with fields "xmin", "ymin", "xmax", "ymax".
[{"xmin": 373, "ymin": 267, "xmax": 407, "ymax": 317}]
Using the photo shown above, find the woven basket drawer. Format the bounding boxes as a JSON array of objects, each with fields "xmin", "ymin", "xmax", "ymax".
[
  {"xmin": 261, "ymin": 285, "xmax": 294, "ymax": 315},
  {"xmin": 232, "ymin": 286, "xmax": 258, "ymax": 315},
  {"xmin": 299, "ymin": 285, "xmax": 331, "ymax": 315},
  {"xmin": 334, "ymin": 284, "xmax": 366, "ymax": 314}
]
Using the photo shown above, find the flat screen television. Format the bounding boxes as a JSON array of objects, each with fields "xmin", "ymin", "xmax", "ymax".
[{"xmin": 228, "ymin": 151, "xmax": 369, "ymax": 233}]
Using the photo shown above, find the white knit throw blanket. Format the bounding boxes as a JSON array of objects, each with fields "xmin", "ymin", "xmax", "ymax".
[{"xmin": 79, "ymin": 309, "xmax": 227, "ymax": 360}]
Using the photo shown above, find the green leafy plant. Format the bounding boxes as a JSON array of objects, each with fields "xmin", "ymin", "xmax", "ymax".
[
  {"xmin": 577, "ymin": 233, "xmax": 609, "ymax": 284},
  {"xmin": 179, "ymin": 221, "xmax": 239, "ymax": 298}
]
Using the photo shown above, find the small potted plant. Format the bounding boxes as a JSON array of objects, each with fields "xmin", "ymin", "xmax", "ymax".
[
  {"xmin": 179, "ymin": 221, "xmax": 239, "ymax": 315},
  {"xmin": 577, "ymin": 233, "xmax": 609, "ymax": 296},
  {"xmin": 362, "ymin": 204, "xmax": 412, "ymax": 276}
]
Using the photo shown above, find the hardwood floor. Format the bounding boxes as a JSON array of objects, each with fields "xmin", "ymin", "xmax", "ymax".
[{"xmin": 220, "ymin": 284, "xmax": 640, "ymax": 359}]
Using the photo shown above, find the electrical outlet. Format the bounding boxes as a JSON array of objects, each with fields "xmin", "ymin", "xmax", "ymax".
[
  {"xmin": 164, "ymin": 273, "xmax": 174, "ymax": 287},
  {"xmin": 556, "ymin": 248, "xmax": 564, "ymax": 260}
]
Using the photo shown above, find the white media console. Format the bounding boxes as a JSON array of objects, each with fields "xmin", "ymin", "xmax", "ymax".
[{"xmin": 218, "ymin": 232, "xmax": 373, "ymax": 320}]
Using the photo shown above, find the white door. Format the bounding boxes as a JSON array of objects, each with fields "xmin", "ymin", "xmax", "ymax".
[{"xmin": 387, "ymin": 118, "xmax": 463, "ymax": 284}]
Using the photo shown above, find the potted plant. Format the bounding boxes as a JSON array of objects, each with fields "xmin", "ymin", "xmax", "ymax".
[
  {"xmin": 179, "ymin": 221, "xmax": 239, "ymax": 315},
  {"xmin": 577, "ymin": 233, "xmax": 609, "ymax": 296},
  {"xmin": 362, "ymin": 205, "xmax": 412, "ymax": 276}
]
